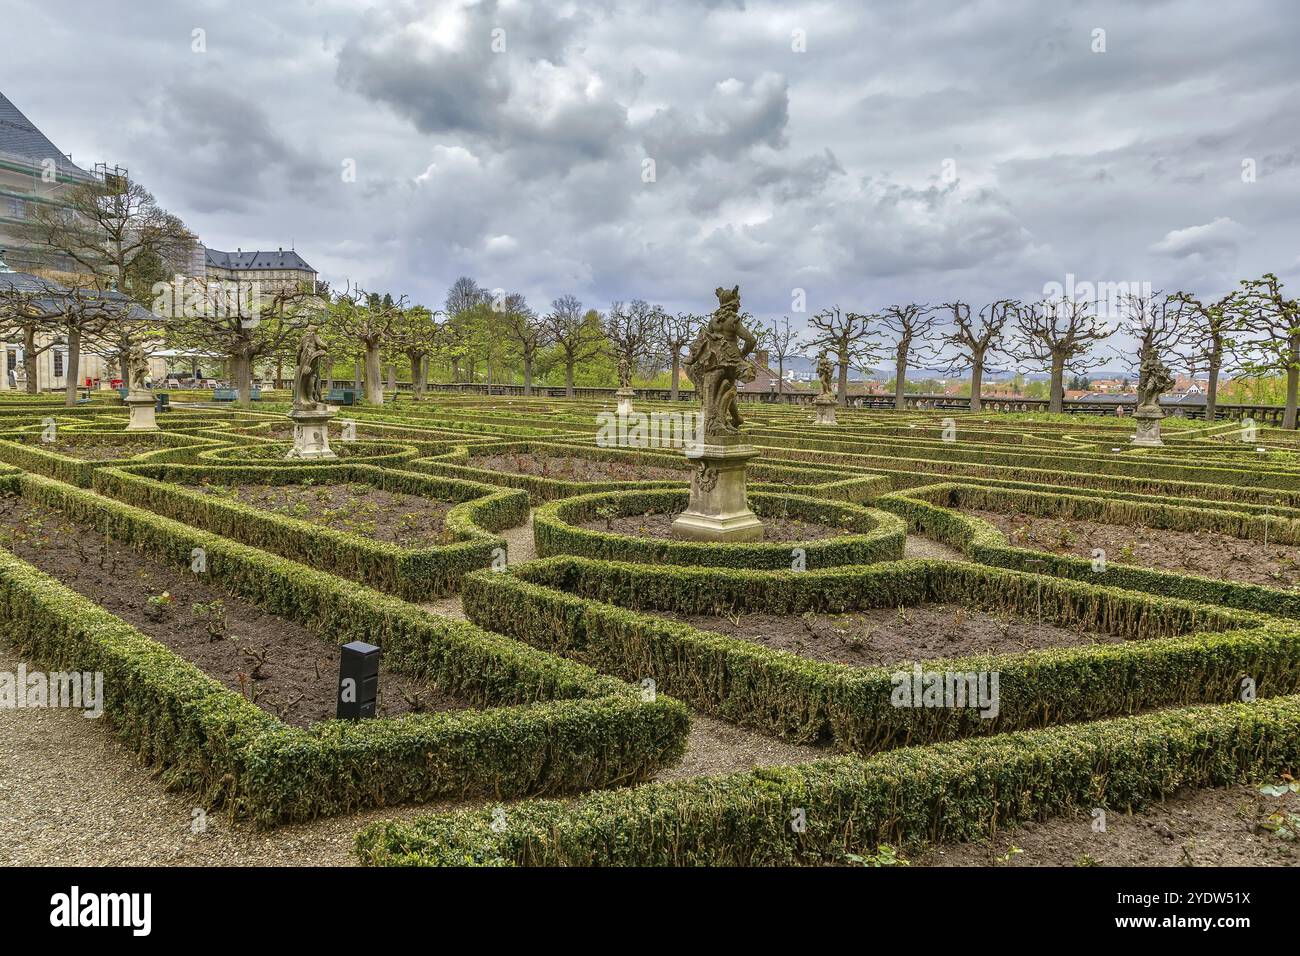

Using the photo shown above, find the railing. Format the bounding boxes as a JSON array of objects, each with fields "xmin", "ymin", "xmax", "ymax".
[{"xmin": 394, "ymin": 383, "xmax": 1292, "ymax": 424}]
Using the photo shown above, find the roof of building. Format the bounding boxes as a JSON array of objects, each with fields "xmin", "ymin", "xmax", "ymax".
[
  {"xmin": 0, "ymin": 91, "xmax": 92, "ymax": 179},
  {"xmin": 205, "ymin": 247, "xmax": 315, "ymax": 273}
]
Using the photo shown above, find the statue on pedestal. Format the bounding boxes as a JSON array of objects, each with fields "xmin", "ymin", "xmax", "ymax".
[
  {"xmin": 683, "ymin": 285, "xmax": 758, "ymax": 440},
  {"xmin": 1131, "ymin": 349, "xmax": 1174, "ymax": 447},
  {"xmin": 617, "ymin": 355, "xmax": 632, "ymax": 390},
  {"xmin": 672, "ymin": 285, "xmax": 763, "ymax": 542},
  {"xmin": 293, "ymin": 323, "xmax": 328, "ymax": 410},
  {"xmin": 127, "ymin": 343, "xmax": 149, "ymax": 392},
  {"xmin": 817, "ymin": 352, "xmax": 833, "ymax": 397}
]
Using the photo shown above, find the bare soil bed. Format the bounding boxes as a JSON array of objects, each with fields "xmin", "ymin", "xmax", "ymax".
[
  {"xmin": 580, "ymin": 511, "xmax": 852, "ymax": 542},
  {"xmin": 31, "ymin": 437, "xmax": 161, "ymax": 461},
  {"xmin": 971, "ymin": 509, "xmax": 1300, "ymax": 589},
  {"xmin": 472, "ymin": 452, "xmax": 684, "ymax": 482},
  {"xmin": 0, "ymin": 495, "xmax": 471, "ymax": 727},
  {"xmin": 658, "ymin": 602, "xmax": 1119, "ymax": 667},
  {"xmin": 187, "ymin": 481, "xmax": 456, "ymax": 547},
  {"xmin": 916, "ymin": 780, "xmax": 1300, "ymax": 867}
]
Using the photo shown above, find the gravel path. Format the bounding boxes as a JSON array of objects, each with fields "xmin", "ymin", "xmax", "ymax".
[{"xmin": 903, "ymin": 534, "xmax": 965, "ymax": 561}]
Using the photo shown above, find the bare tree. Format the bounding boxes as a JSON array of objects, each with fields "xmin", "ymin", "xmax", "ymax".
[
  {"xmin": 880, "ymin": 304, "xmax": 937, "ymax": 410},
  {"xmin": 498, "ymin": 293, "xmax": 550, "ymax": 395},
  {"xmin": 1169, "ymin": 291, "xmax": 1244, "ymax": 422},
  {"xmin": 937, "ymin": 300, "xmax": 1015, "ymax": 412},
  {"xmin": 767, "ymin": 315, "xmax": 799, "ymax": 394},
  {"xmin": 658, "ymin": 311, "xmax": 703, "ymax": 400},
  {"xmin": 1236, "ymin": 273, "xmax": 1300, "ymax": 428},
  {"xmin": 802, "ymin": 307, "xmax": 881, "ymax": 406},
  {"xmin": 326, "ymin": 287, "xmax": 405, "ymax": 405},
  {"xmin": 1012, "ymin": 298, "xmax": 1109, "ymax": 412},
  {"xmin": 605, "ymin": 299, "xmax": 663, "ymax": 383},
  {"xmin": 1113, "ymin": 291, "xmax": 1190, "ymax": 396},
  {"xmin": 542, "ymin": 295, "xmax": 606, "ymax": 397}
]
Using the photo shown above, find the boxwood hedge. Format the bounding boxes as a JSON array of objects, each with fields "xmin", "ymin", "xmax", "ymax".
[{"xmin": 0, "ymin": 472, "xmax": 689, "ymax": 826}]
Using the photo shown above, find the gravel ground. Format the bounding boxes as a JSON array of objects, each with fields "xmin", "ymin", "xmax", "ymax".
[{"xmin": 903, "ymin": 534, "xmax": 965, "ymax": 561}]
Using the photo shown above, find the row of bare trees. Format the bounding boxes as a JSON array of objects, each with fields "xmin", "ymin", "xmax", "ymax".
[{"xmin": 793, "ymin": 280, "xmax": 1300, "ymax": 424}]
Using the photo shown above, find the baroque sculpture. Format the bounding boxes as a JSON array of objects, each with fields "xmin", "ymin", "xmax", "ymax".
[
  {"xmin": 1131, "ymin": 349, "xmax": 1174, "ymax": 447},
  {"xmin": 671, "ymin": 285, "xmax": 764, "ymax": 542}
]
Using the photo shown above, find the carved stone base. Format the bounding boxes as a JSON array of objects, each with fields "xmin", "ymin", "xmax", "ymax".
[
  {"xmin": 670, "ymin": 441, "xmax": 764, "ymax": 542},
  {"xmin": 286, "ymin": 407, "xmax": 337, "ymax": 460},
  {"xmin": 814, "ymin": 395, "xmax": 837, "ymax": 425},
  {"xmin": 1130, "ymin": 405, "xmax": 1164, "ymax": 447},
  {"xmin": 124, "ymin": 392, "xmax": 159, "ymax": 432},
  {"xmin": 615, "ymin": 388, "xmax": 634, "ymax": 417}
]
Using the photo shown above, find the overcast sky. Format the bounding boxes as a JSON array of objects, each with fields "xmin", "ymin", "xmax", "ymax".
[{"xmin": 5, "ymin": 0, "xmax": 1298, "ymax": 342}]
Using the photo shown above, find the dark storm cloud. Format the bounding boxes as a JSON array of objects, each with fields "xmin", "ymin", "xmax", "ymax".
[{"xmin": 2, "ymin": 0, "xmax": 1298, "ymax": 326}]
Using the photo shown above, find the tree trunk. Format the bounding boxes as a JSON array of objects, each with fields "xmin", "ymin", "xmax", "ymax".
[
  {"xmin": 364, "ymin": 343, "xmax": 383, "ymax": 406},
  {"xmin": 565, "ymin": 357, "xmax": 576, "ymax": 398},
  {"xmin": 969, "ymin": 352, "xmax": 984, "ymax": 413},
  {"xmin": 893, "ymin": 345, "xmax": 908, "ymax": 410},
  {"xmin": 230, "ymin": 351, "xmax": 253, "ymax": 405},
  {"xmin": 837, "ymin": 345, "xmax": 849, "ymax": 406},
  {"xmin": 354, "ymin": 355, "xmax": 362, "ymax": 390},
  {"xmin": 1205, "ymin": 345, "xmax": 1221, "ymax": 422},
  {"xmin": 777, "ymin": 356, "xmax": 785, "ymax": 401},
  {"xmin": 22, "ymin": 327, "xmax": 39, "ymax": 395},
  {"xmin": 1049, "ymin": 352, "xmax": 1066, "ymax": 413},
  {"xmin": 522, "ymin": 351, "xmax": 533, "ymax": 396},
  {"xmin": 450, "ymin": 357, "xmax": 461, "ymax": 383},
  {"xmin": 670, "ymin": 349, "xmax": 681, "ymax": 401},
  {"xmin": 408, "ymin": 352, "xmax": 427, "ymax": 400},
  {"xmin": 275, "ymin": 358, "xmax": 283, "ymax": 391},
  {"xmin": 385, "ymin": 363, "xmax": 396, "ymax": 393},
  {"xmin": 64, "ymin": 327, "xmax": 81, "ymax": 406},
  {"xmin": 1286, "ymin": 334, "xmax": 1300, "ymax": 430}
]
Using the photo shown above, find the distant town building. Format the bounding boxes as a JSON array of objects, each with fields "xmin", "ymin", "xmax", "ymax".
[
  {"xmin": 199, "ymin": 246, "xmax": 317, "ymax": 295},
  {"xmin": 739, "ymin": 350, "xmax": 813, "ymax": 395}
]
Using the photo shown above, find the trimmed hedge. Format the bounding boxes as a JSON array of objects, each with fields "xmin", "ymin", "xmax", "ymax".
[
  {"xmin": 92, "ymin": 461, "xmax": 529, "ymax": 599},
  {"xmin": 407, "ymin": 439, "xmax": 887, "ymax": 504},
  {"xmin": 197, "ymin": 439, "xmax": 422, "ymax": 467},
  {"xmin": 461, "ymin": 556, "xmax": 1300, "ymax": 751},
  {"xmin": 2, "ymin": 472, "xmax": 689, "ymax": 826},
  {"xmin": 0, "ymin": 431, "xmax": 222, "ymax": 486},
  {"xmin": 882, "ymin": 481, "xmax": 1300, "ymax": 619},
  {"xmin": 533, "ymin": 489, "xmax": 905, "ymax": 568},
  {"xmin": 355, "ymin": 694, "xmax": 1300, "ymax": 866}
]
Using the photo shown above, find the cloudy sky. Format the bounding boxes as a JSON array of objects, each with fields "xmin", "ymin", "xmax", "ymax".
[{"xmin": 5, "ymin": 0, "xmax": 1298, "ymax": 339}]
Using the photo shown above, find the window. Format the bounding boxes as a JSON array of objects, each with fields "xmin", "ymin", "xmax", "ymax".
[
  {"xmin": 53, "ymin": 349, "xmax": 64, "ymax": 378},
  {"xmin": 6, "ymin": 198, "xmax": 24, "ymax": 219}
]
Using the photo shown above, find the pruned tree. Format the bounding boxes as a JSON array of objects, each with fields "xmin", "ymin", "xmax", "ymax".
[
  {"xmin": 497, "ymin": 293, "xmax": 549, "ymax": 394},
  {"xmin": 767, "ymin": 315, "xmax": 799, "ymax": 395},
  {"xmin": 879, "ymin": 304, "xmax": 937, "ymax": 410},
  {"xmin": 325, "ymin": 287, "xmax": 406, "ymax": 405},
  {"xmin": 442, "ymin": 276, "xmax": 487, "ymax": 382},
  {"xmin": 605, "ymin": 299, "xmax": 663, "ymax": 385},
  {"xmin": 166, "ymin": 276, "xmax": 325, "ymax": 403},
  {"xmin": 658, "ymin": 311, "xmax": 703, "ymax": 400},
  {"xmin": 1169, "ymin": 290, "xmax": 1245, "ymax": 422},
  {"xmin": 937, "ymin": 300, "xmax": 1015, "ymax": 412},
  {"xmin": 1112, "ymin": 291, "xmax": 1190, "ymax": 397},
  {"xmin": 1011, "ymin": 298, "xmax": 1109, "ymax": 412},
  {"xmin": 393, "ymin": 305, "xmax": 444, "ymax": 400},
  {"xmin": 802, "ymin": 307, "xmax": 881, "ymax": 406},
  {"xmin": 541, "ymin": 295, "xmax": 605, "ymax": 397},
  {"xmin": 1235, "ymin": 273, "xmax": 1300, "ymax": 428}
]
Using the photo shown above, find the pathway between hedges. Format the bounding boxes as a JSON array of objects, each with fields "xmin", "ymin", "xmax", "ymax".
[{"xmin": 1, "ymin": 518, "xmax": 962, "ymax": 865}]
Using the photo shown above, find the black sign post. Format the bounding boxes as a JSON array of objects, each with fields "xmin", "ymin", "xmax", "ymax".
[{"xmin": 338, "ymin": 641, "xmax": 380, "ymax": 719}]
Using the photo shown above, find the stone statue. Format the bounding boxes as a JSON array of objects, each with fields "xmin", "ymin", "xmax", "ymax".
[
  {"xmin": 816, "ymin": 351, "xmax": 834, "ymax": 396},
  {"xmin": 617, "ymin": 354, "xmax": 632, "ymax": 390},
  {"xmin": 683, "ymin": 285, "xmax": 758, "ymax": 439},
  {"xmin": 294, "ymin": 323, "xmax": 328, "ymax": 409},
  {"xmin": 1136, "ymin": 349, "xmax": 1174, "ymax": 411},
  {"xmin": 127, "ymin": 343, "xmax": 149, "ymax": 391}
]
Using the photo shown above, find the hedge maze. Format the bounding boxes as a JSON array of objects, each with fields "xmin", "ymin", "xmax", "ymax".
[{"xmin": 3, "ymin": 394, "xmax": 1298, "ymax": 866}]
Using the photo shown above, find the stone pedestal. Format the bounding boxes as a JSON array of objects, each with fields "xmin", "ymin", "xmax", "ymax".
[
  {"xmin": 814, "ymin": 395, "xmax": 837, "ymax": 425},
  {"xmin": 124, "ymin": 391, "xmax": 159, "ymax": 432},
  {"xmin": 1130, "ymin": 404, "xmax": 1164, "ymax": 447},
  {"xmin": 670, "ymin": 439, "xmax": 764, "ymax": 542},
  {"xmin": 286, "ymin": 406, "xmax": 338, "ymax": 460},
  {"xmin": 615, "ymin": 388, "xmax": 634, "ymax": 417}
]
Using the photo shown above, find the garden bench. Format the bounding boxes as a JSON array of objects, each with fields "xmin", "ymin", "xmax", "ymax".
[{"xmin": 326, "ymin": 388, "xmax": 358, "ymax": 406}]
